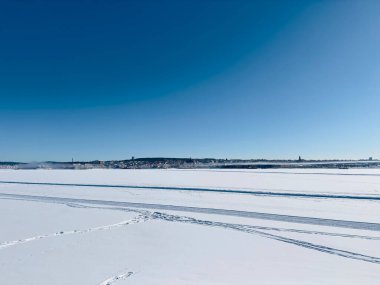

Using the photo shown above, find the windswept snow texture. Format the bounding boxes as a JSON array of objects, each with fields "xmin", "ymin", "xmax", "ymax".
[{"xmin": 0, "ymin": 169, "xmax": 380, "ymax": 284}]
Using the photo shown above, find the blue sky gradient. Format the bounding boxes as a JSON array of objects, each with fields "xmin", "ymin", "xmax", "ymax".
[{"xmin": 1, "ymin": 0, "xmax": 380, "ymax": 161}]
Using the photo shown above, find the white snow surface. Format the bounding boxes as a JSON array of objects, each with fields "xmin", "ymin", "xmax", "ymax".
[{"xmin": 0, "ymin": 168, "xmax": 379, "ymax": 284}]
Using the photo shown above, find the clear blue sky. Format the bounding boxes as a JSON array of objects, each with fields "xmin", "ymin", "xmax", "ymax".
[{"xmin": 1, "ymin": 0, "xmax": 379, "ymax": 162}]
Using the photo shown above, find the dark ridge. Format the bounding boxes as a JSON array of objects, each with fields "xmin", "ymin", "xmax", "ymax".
[{"xmin": 0, "ymin": 158, "xmax": 379, "ymax": 169}]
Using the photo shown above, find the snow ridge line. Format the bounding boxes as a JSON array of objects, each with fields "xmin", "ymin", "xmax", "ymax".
[
  {"xmin": 0, "ymin": 214, "xmax": 148, "ymax": 250},
  {"xmin": 66, "ymin": 203, "xmax": 151, "ymax": 216},
  {"xmin": 2, "ymin": 192, "xmax": 380, "ymax": 231},
  {"xmin": 1, "ymin": 180, "xmax": 380, "ymax": 200},
  {"xmin": 99, "ymin": 271, "xmax": 134, "ymax": 285}
]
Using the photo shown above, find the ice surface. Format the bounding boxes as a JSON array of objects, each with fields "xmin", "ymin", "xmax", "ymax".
[{"xmin": 0, "ymin": 169, "xmax": 379, "ymax": 284}]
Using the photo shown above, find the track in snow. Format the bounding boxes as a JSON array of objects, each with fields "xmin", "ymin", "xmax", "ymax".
[
  {"xmin": 0, "ymin": 214, "xmax": 148, "ymax": 250},
  {"xmin": 99, "ymin": 271, "xmax": 134, "ymax": 285},
  {"xmin": 1, "ymin": 196, "xmax": 379, "ymax": 265},
  {"xmin": 67, "ymin": 203, "xmax": 380, "ymax": 241},
  {"xmin": 153, "ymin": 212, "xmax": 380, "ymax": 265},
  {"xmin": 1, "ymin": 181, "xmax": 380, "ymax": 200},
  {"xmin": 1, "ymin": 192, "xmax": 380, "ymax": 231}
]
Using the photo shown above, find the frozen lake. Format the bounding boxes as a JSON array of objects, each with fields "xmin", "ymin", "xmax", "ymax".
[{"xmin": 0, "ymin": 169, "xmax": 380, "ymax": 284}]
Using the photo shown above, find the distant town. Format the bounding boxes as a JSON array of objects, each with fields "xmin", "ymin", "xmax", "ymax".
[{"xmin": 0, "ymin": 157, "xmax": 379, "ymax": 170}]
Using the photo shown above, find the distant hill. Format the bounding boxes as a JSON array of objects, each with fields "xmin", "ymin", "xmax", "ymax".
[{"xmin": 1, "ymin": 158, "xmax": 379, "ymax": 169}]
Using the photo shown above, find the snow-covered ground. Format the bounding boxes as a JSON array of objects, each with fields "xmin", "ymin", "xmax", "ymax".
[{"xmin": 0, "ymin": 169, "xmax": 379, "ymax": 284}]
